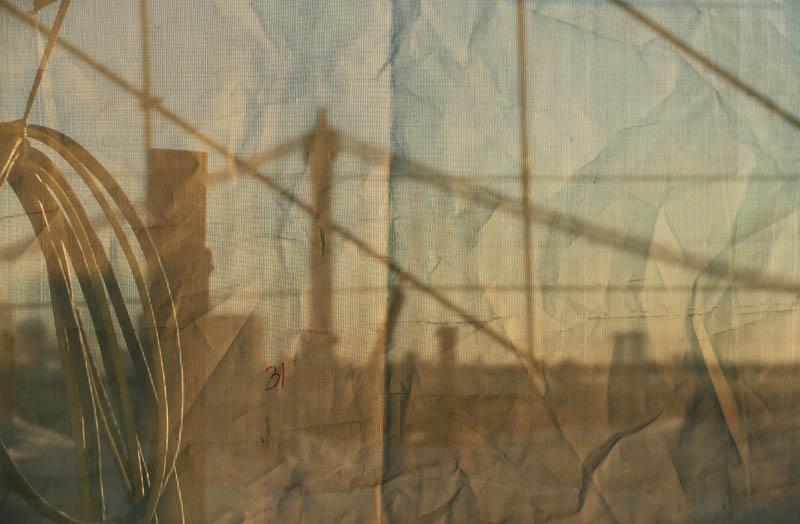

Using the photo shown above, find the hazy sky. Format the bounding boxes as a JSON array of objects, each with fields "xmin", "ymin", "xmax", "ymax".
[{"xmin": 2, "ymin": 1, "xmax": 800, "ymax": 364}]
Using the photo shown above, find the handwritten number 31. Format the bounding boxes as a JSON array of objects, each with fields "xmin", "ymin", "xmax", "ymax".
[{"xmin": 265, "ymin": 363, "xmax": 286, "ymax": 391}]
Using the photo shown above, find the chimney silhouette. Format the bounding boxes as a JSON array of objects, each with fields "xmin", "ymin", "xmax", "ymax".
[
  {"xmin": 146, "ymin": 149, "xmax": 212, "ymax": 327},
  {"xmin": 299, "ymin": 110, "xmax": 339, "ymax": 361},
  {"xmin": 146, "ymin": 148, "xmax": 212, "ymax": 524}
]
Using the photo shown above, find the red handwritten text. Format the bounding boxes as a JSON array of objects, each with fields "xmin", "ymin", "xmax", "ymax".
[{"xmin": 265, "ymin": 362, "xmax": 286, "ymax": 391}]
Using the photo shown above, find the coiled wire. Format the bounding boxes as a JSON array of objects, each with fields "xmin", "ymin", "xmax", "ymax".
[{"xmin": 0, "ymin": 121, "xmax": 184, "ymax": 524}]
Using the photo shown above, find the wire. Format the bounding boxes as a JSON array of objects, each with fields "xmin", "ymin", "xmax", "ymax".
[
  {"xmin": 22, "ymin": 0, "xmax": 72, "ymax": 123},
  {"xmin": 0, "ymin": 122, "xmax": 184, "ymax": 524}
]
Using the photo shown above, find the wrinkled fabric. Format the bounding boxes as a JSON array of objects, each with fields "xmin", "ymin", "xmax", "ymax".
[{"xmin": 2, "ymin": 1, "xmax": 800, "ymax": 522}]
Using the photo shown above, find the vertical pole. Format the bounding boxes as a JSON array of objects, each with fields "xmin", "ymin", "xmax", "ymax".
[
  {"xmin": 516, "ymin": 1, "xmax": 546, "ymax": 396},
  {"xmin": 0, "ymin": 330, "xmax": 14, "ymax": 419},
  {"xmin": 435, "ymin": 327, "xmax": 457, "ymax": 445},
  {"xmin": 380, "ymin": 288, "xmax": 405, "ymax": 516}
]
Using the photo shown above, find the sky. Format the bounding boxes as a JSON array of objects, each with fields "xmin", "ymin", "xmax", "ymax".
[{"xmin": 1, "ymin": 0, "xmax": 800, "ymax": 364}]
